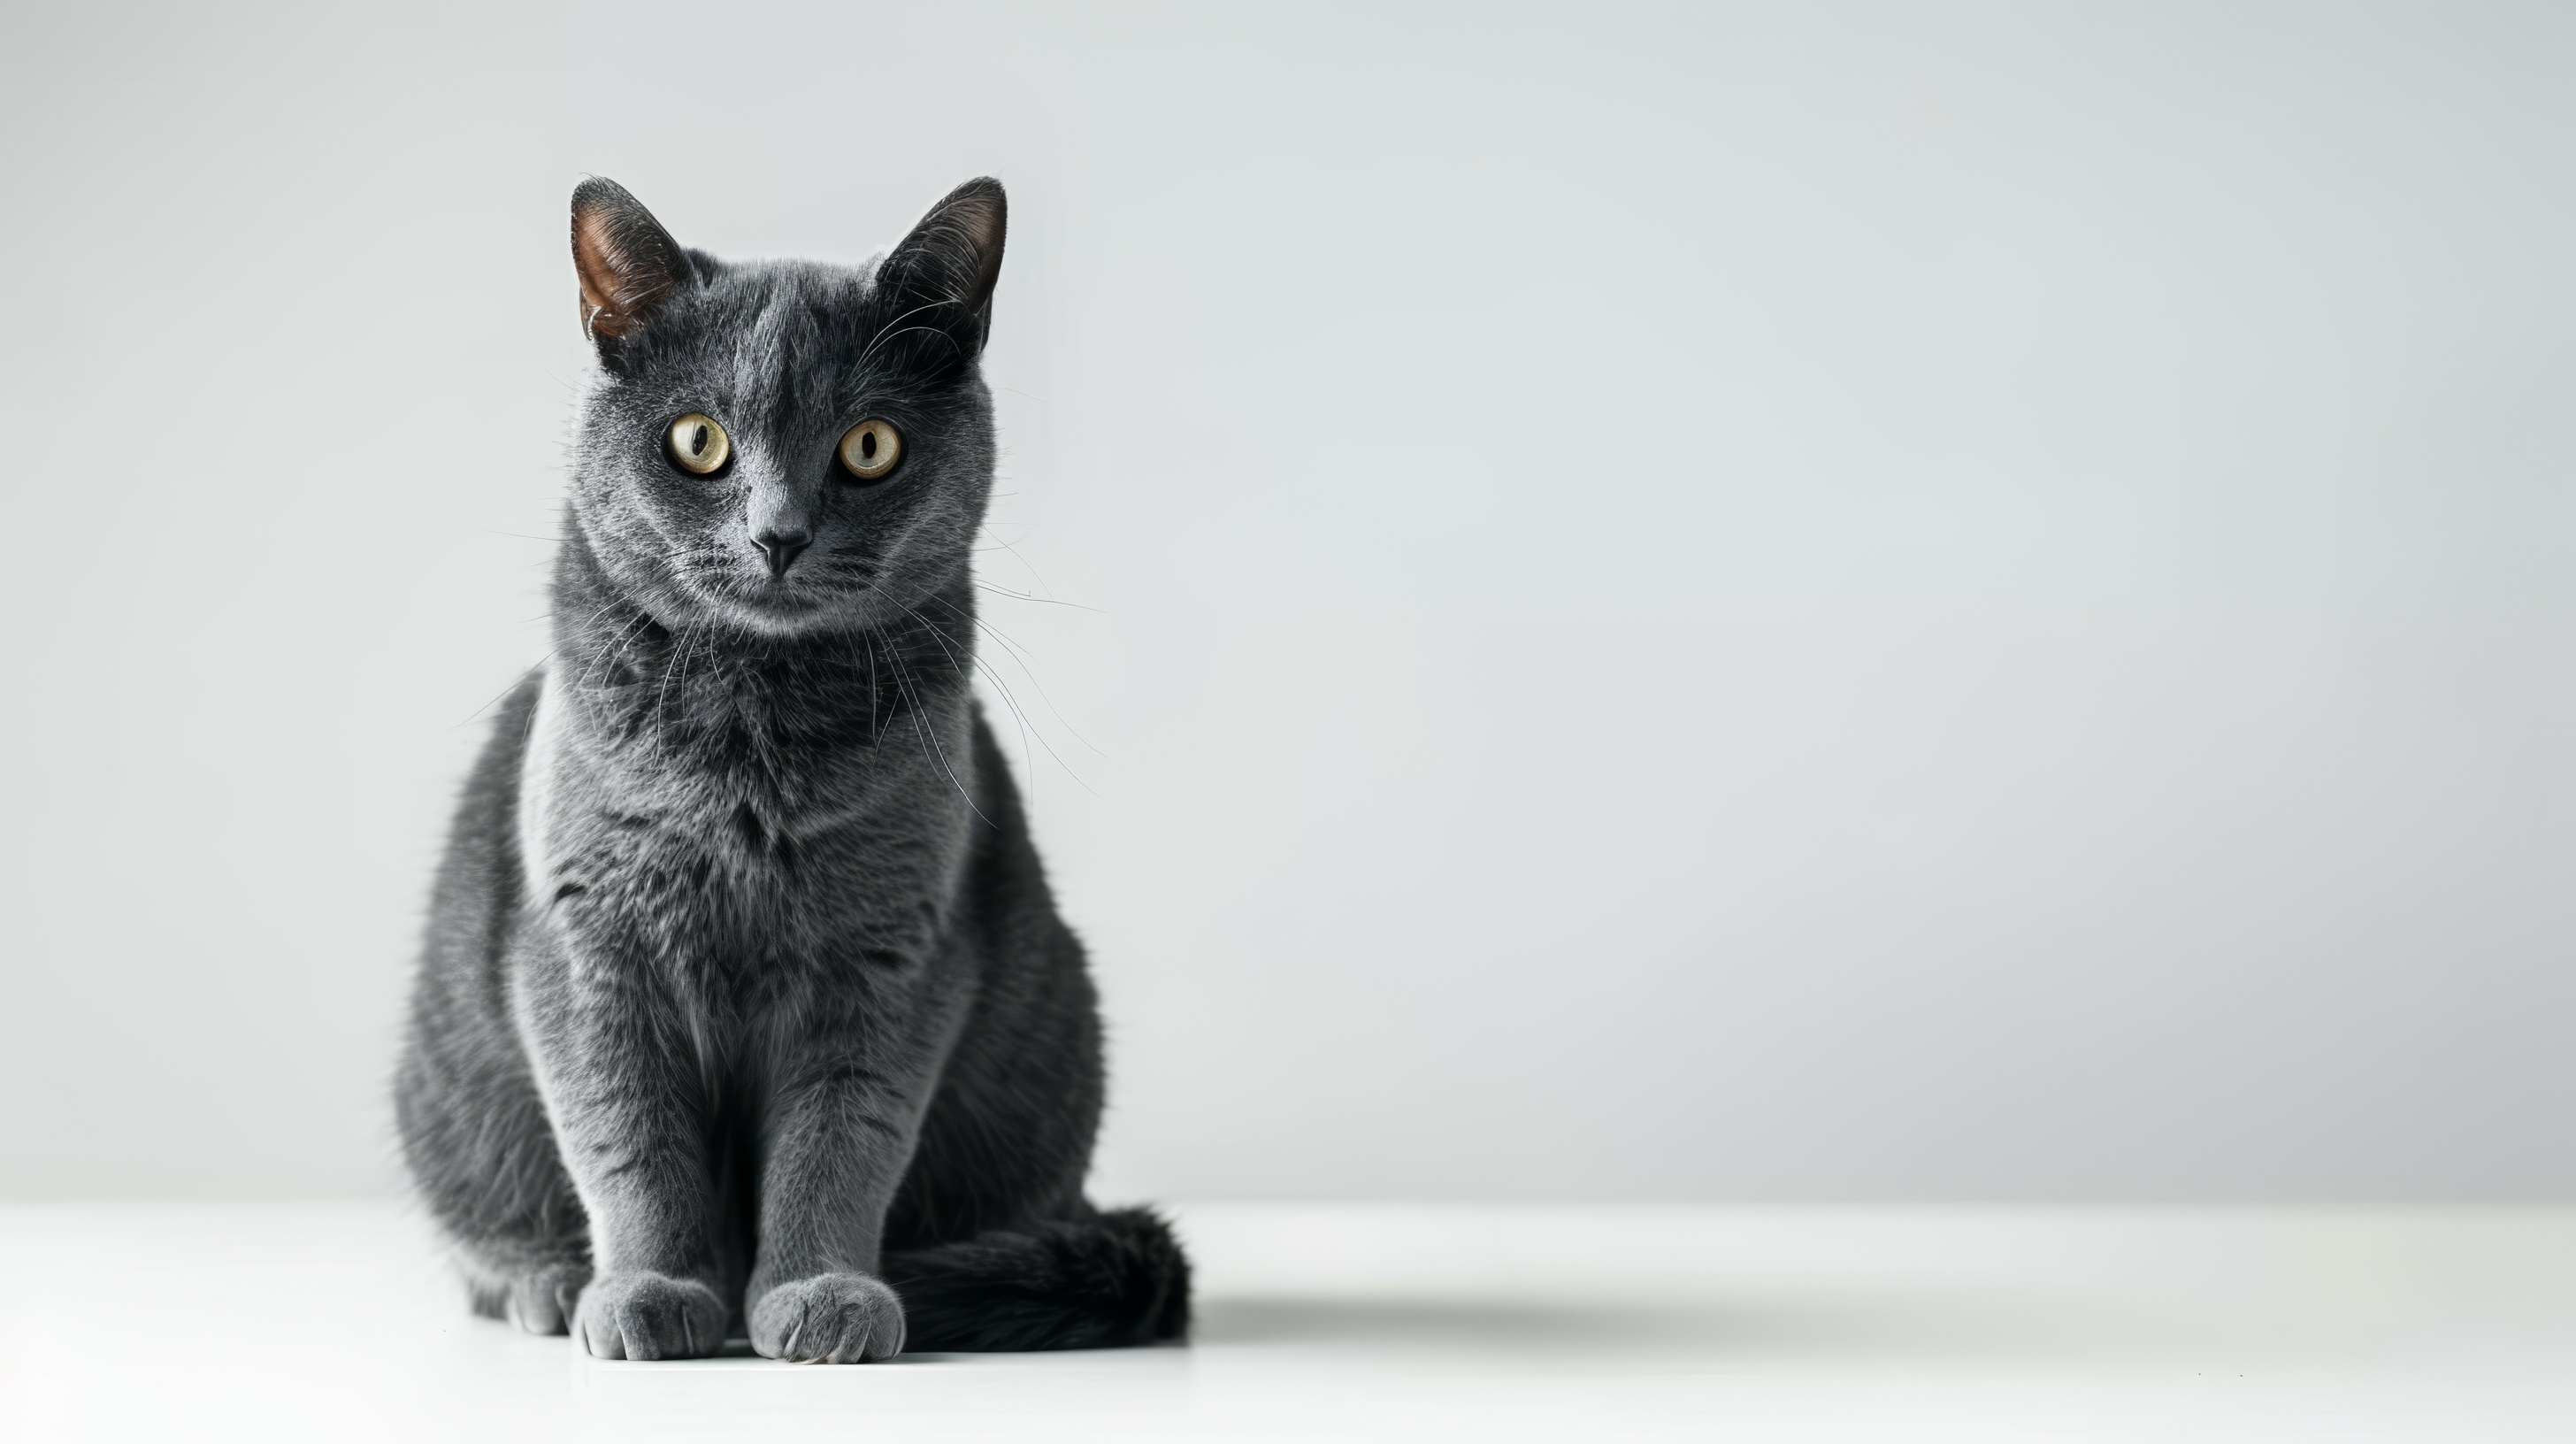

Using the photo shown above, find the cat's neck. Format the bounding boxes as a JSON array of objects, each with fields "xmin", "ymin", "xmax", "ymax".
[{"xmin": 545, "ymin": 535, "xmax": 976, "ymax": 756}]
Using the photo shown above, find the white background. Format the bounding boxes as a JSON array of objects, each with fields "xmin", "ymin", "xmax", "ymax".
[{"xmin": 1, "ymin": 1, "xmax": 2567, "ymax": 1202}]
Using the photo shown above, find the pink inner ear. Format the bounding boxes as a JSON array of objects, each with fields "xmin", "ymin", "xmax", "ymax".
[
  {"xmin": 572, "ymin": 209, "xmax": 638, "ymax": 337},
  {"xmin": 931, "ymin": 187, "xmax": 1006, "ymax": 313},
  {"xmin": 956, "ymin": 193, "xmax": 1006, "ymax": 300},
  {"xmin": 951, "ymin": 195, "xmax": 1003, "ymax": 256}
]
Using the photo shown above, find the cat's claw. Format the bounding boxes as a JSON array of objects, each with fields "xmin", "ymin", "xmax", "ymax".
[
  {"xmin": 576, "ymin": 1271, "xmax": 727, "ymax": 1360},
  {"xmin": 749, "ymin": 1273, "xmax": 907, "ymax": 1363}
]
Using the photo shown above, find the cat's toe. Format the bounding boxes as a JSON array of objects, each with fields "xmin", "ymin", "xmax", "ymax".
[
  {"xmin": 749, "ymin": 1273, "xmax": 907, "ymax": 1363},
  {"xmin": 575, "ymin": 1271, "xmax": 727, "ymax": 1360}
]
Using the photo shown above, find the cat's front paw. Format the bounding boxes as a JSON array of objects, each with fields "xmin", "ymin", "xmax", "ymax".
[
  {"xmin": 575, "ymin": 1271, "xmax": 727, "ymax": 1360},
  {"xmin": 749, "ymin": 1272, "xmax": 907, "ymax": 1363}
]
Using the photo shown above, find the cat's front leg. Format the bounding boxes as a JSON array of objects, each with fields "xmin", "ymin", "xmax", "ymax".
[
  {"xmin": 513, "ymin": 924, "xmax": 729, "ymax": 1360},
  {"xmin": 744, "ymin": 993, "xmax": 948, "ymax": 1363}
]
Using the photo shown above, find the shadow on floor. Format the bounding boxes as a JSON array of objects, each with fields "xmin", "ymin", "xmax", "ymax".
[
  {"xmin": 1193, "ymin": 1295, "xmax": 1725, "ymax": 1350},
  {"xmin": 1187, "ymin": 1289, "xmax": 2300, "ymax": 1371}
]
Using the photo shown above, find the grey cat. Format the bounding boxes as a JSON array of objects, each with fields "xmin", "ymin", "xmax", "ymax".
[{"xmin": 394, "ymin": 176, "xmax": 1188, "ymax": 1363}]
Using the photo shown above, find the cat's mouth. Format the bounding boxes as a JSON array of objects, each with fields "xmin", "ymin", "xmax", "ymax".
[
  {"xmin": 725, "ymin": 578, "xmax": 832, "ymax": 611},
  {"xmin": 684, "ymin": 563, "xmax": 879, "ymax": 634}
]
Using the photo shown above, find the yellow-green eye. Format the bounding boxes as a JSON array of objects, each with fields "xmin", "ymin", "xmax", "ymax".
[
  {"xmin": 839, "ymin": 419, "xmax": 901, "ymax": 480},
  {"xmin": 667, "ymin": 413, "xmax": 730, "ymax": 474}
]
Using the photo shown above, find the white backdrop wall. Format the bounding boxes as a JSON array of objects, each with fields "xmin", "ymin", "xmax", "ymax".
[{"xmin": 1, "ymin": 1, "xmax": 2568, "ymax": 1201}]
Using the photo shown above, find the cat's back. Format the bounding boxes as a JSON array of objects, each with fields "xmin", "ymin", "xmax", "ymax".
[{"xmin": 418, "ymin": 671, "xmax": 542, "ymax": 1004}]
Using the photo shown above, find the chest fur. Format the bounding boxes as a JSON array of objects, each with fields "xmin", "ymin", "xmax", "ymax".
[{"xmin": 517, "ymin": 667, "xmax": 975, "ymax": 971}]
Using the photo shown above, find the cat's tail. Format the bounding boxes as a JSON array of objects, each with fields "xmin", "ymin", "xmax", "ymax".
[{"xmin": 879, "ymin": 1206, "xmax": 1191, "ymax": 1352}]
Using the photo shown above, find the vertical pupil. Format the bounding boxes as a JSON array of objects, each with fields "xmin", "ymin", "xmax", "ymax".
[
  {"xmin": 688, "ymin": 424, "xmax": 708, "ymax": 457},
  {"xmin": 860, "ymin": 431, "xmax": 877, "ymax": 460}
]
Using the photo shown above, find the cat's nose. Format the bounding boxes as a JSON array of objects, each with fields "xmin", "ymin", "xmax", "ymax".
[{"xmin": 754, "ymin": 528, "xmax": 813, "ymax": 580}]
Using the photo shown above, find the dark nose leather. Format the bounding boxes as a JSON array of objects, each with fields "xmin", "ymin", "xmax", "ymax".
[{"xmin": 754, "ymin": 528, "xmax": 813, "ymax": 580}]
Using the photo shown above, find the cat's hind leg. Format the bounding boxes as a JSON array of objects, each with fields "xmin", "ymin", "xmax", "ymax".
[
  {"xmin": 459, "ymin": 1239, "xmax": 593, "ymax": 1335},
  {"xmin": 435, "ymin": 1131, "xmax": 594, "ymax": 1334},
  {"xmin": 397, "ymin": 1040, "xmax": 594, "ymax": 1335}
]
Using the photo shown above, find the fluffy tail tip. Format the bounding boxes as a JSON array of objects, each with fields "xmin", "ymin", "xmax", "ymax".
[{"xmin": 883, "ymin": 1206, "xmax": 1191, "ymax": 1352}]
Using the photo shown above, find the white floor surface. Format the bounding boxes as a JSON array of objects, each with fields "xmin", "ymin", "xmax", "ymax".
[{"xmin": 3, "ymin": 1202, "xmax": 2572, "ymax": 1441}]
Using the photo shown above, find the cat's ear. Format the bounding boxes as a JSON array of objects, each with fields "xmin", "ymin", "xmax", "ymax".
[
  {"xmin": 879, "ymin": 177, "xmax": 1008, "ymax": 357},
  {"xmin": 570, "ymin": 177, "xmax": 692, "ymax": 346}
]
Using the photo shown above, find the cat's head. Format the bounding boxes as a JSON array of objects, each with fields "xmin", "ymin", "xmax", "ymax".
[{"xmin": 561, "ymin": 176, "xmax": 1005, "ymax": 637}]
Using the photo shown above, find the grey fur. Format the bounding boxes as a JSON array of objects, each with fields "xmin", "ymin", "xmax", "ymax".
[{"xmin": 395, "ymin": 177, "xmax": 1188, "ymax": 1363}]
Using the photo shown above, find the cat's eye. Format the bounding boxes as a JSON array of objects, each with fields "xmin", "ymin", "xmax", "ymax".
[
  {"xmin": 839, "ymin": 419, "xmax": 902, "ymax": 480},
  {"xmin": 667, "ymin": 413, "xmax": 731, "ymax": 474}
]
